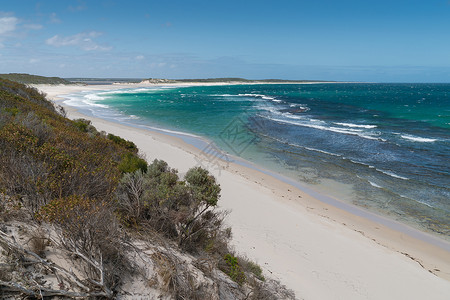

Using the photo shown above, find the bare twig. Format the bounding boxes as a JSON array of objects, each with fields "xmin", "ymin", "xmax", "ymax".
[
  {"xmin": 0, "ymin": 280, "xmax": 108, "ymax": 298},
  {"xmin": 0, "ymin": 229, "xmax": 113, "ymax": 298}
]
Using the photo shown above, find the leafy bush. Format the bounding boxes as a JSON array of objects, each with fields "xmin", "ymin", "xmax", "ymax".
[
  {"xmin": 3, "ymin": 107, "xmax": 19, "ymax": 117},
  {"xmin": 117, "ymin": 160, "xmax": 227, "ymax": 254},
  {"xmin": 108, "ymin": 133, "xmax": 138, "ymax": 152},
  {"xmin": 72, "ymin": 118, "xmax": 91, "ymax": 132},
  {"xmin": 118, "ymin": 152, "xmax": 148, "ymax": 173},
  {"xmin": 223, "ymin": 254, "xmax": 246, "ymax": 285},
  {"xmin": 241, "ymin": 258, "xmax": 265, "ymax": 281}
]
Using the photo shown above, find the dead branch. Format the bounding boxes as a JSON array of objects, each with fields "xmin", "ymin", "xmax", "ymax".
[
  {"xmin": 0, "ymin": 280, "xmax": 109, "ymax": 298},
  {"xmin": 0, "ymin": 229, "xmax": 112, "ymax": 298}
]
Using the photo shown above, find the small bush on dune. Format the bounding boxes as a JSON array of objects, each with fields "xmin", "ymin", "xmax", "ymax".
[
  {"xmin": 72, "ymin": 118, "xmax": 90, "ymax": 132},
  {"xmin": 117, "ymin": 160, "xmax": 227, "ymax": 254},
  {"xmin": 222, "ymin": 254, "xmax": 246, "ymax": 285},
  {"xmin": 118, "ymin": 152, "xmax": 148, "ymax": 173},
  {"xmin": 240, "ymin": 256, "xmax": 265, "ymax": 281},
  {"xmin": 108, "ymin": 133, "xmax": 138, "ymax": 152},
  {"xmin": 73, "ymin": 118, "xmax": 98, "ymax": 135}
]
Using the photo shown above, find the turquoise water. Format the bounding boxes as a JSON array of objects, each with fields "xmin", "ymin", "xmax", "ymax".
[{"xmin": 65, "ymin": 83, "xmax": 450, "ymax": 239}]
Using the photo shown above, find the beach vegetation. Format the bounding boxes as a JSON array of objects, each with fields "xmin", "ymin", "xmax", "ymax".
[
  {"xmin": 241, "ymin": 258, "xmax": 265, "ymax": 281},
  {"xmin": 118, "ymin": 152, "xmax": 148, "ymax": 173},
  {"xmin": 222, "ymin": 253, "xmax": 246, "ymax": 285},
  {"xmin": 108, "ymin": 133, "xmax": 138, "ymax": 152},
  {"xmin": 0, "ymin": 73, "xmax": 72, "ymax": 85},
  {"xmin": 72, "ymin": 118, "xmax": 91, "ymax": 132},
  {"xmin": 0, "ymin": 78, "xmax": 145, "ymax": 214},
  {"xmin": 117, "ymin": 160, "xmax": 226, "ymax": 254},
  {"xmin": 0, "ymin": 78, "xmax": 295, "ymax": 299}
]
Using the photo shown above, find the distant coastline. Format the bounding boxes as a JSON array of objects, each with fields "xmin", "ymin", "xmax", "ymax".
[{"xmin": 1, "ymin": 73, "xmax": 341, "ymax": 86}]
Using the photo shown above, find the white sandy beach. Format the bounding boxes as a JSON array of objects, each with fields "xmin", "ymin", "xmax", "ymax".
[{"xmin": 36, "ymin": 83, "xmax": 450, "ymax": 300}]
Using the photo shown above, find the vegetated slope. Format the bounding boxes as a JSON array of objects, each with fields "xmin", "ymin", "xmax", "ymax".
[
  {"xmin": 0, "ymin": 79, "xmax": 296, "ymax": 299},
  {"xmin": 0, "ymin": 73, "xmax": 72, "ymax": 85}
]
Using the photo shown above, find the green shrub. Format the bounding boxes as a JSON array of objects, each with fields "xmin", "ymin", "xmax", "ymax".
[
  {"xmin": 223, "ymin": 254, "xmax": 246, "ymax": 285},
  {"xmin": 243, "ymin": 259, "xmax": 265, "ymax": 281},
  {"xmin": 185, "ymin": 166, "xmax": 221, "ymax": 206},
  {"xmin": 118, "ymin": 152, "xmax": 148, "ymax": 173},
  {"xmin": 72, "ymin": 118, "xmax": 90, "ymax": 132},
  {"xmin": 108, "ymin": 133, "xmax": 137, "ymax": 152},
  {"xmin": 117, "ymin": 161, "xmax": 229, "ymax": 254},
  {"xmin": 3, "ymin": 107, "xmax": 19, "ymax": 117}
]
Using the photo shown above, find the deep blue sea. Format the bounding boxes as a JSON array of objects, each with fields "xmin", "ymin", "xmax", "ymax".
[{"xmin": 65, "ymin": 83, "xmax": 450, "ymax": 238}]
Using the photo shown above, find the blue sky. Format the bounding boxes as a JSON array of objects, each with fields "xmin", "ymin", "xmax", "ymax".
[{"xmin": 0, "ymin": 0, "xmax": 449, "ymax": 82}]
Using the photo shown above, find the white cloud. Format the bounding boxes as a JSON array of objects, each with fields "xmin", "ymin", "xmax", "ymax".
[
  {"xmin": 136, "ymin": 55, "xmax": 144, "ymax": 60},
  {"xmin": 29, "ymin": 58, "xmax": 39, "ymax": 64},
  {"xmin": 0, "ymin": 15, "xmax": 19, "ymax": 36},
  {"xmin": 46, "ymin": 31, "xmax": 111, "ymax": 51},
  {"xmin": 0, "ymin": 13, "xmax": 19, "ymax": 47}
]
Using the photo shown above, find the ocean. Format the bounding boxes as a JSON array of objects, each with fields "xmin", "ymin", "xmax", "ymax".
[{"xmin": 64, "ymin": 83, "xmax": 450, "ymax": 239}]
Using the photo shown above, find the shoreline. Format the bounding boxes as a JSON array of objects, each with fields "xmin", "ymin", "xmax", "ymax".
[{"xmin": 36, "ymin": 83, "xmax": 450, "ymax": 299}]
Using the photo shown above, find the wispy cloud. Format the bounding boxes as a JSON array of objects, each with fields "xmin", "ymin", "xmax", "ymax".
[
  {"xmin": 46, "ymin": 31, "xmax": 111, "ymax": 51},
  {"xmin": 135, "ymin": 55, "xmax": 144, "ymax": 60},
  {"xmin": 0, "ymin": 14, "xmax": 19, "ymax": 36},
  {"xmin": 49, "ymin": 12, "xmax": 61, "ymax": 24},
  {"xmin": 0, "ymin": 13, "xmax": 19, "ymax": 47}
]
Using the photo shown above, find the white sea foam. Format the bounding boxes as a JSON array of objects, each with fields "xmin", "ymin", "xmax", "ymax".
[
  {"xmin": 238, "ymin": 93, "xmax": 283, "ymax": 102},
  {"xmin": 140, "ymin": 124, "xmax": 202, "ymax": 138},
  {"xmin": 414, "ymin": 199, "xmax": 434, "ymax": 208},
  {"xmin": 213, "ymin": 94, "xmax": 236, "ymax": 97},
  {"xmin": 401, "ymin": 134, "xmax": 438, "ymax": 143},
  {"xmin": 261, "ymin": 116, "xmax": 381, "ymax": 141},
  {"xmin": 376, "ymin": 169, "xmax": 409, "ymax": 180},
  {"xmin": 303, "ymin": 146, "xmax": 342, "ymax": 157},
  {"xmin": 238, "ymin": 93, "xmax": 266, "ymax": 98},
  {"xmin": 81, "ymin": 93, "xmax": 111, "ymax": 108},
  {"xmin": 85, "ymin": 93, "xmax": 107, "ymax": 101},
  {"xmin": 283, "ymin": 114, "xmax": 305, "ymax": 120},
  {"xmin": 335, "ymin": 122, "xmax": 377, "ymax": 129},
  {"xmin": 65, "ymin": 93, "xmax": 110, "ymax": 109},
  {"xmin": 261, "ymin": 135, "xmax": 343, "ymax": 157},
  {"xmin": 288, "ymin": 104, "xmax": 310, "ymax": 112},
  {"xmin": 349, "ymin": 159, "xmax": 376, "ymax": 169},
  {"xmin": 369, "ymin": 181, "xmax": 383, "ymax": 188}
]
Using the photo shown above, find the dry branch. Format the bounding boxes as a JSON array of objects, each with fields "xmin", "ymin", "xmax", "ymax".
[{"xmin": 0, "ymin": 228, "xmax": 112, "ymax": 298}]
